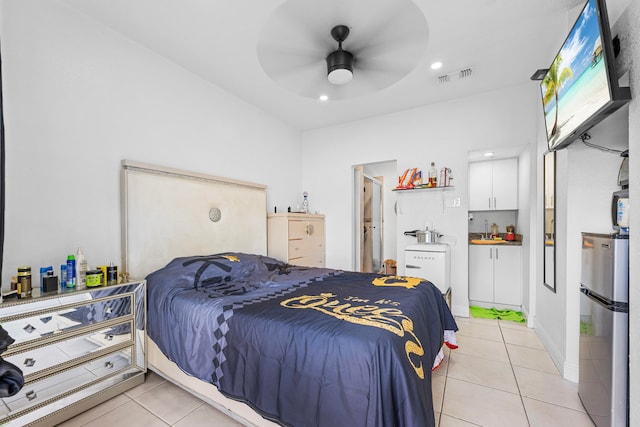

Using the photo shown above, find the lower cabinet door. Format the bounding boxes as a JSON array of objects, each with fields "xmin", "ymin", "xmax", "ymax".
[
  {"xmin": 469, "ymin": 246, "xmax": 494, "ymax": 303},
  {"xmin": 493, "ymin": 246, "xmax": 522, "ymax": 305}
]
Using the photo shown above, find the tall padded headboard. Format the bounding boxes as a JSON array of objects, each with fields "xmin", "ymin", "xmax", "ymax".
[{"xmin": 121, "ymin": 160, "xmax": 267, "ymax": 280}]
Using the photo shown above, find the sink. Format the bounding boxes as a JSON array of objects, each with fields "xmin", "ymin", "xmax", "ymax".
[{"xmin": 470, "ymin": 239, "xmax": 506, "ymax": 244}]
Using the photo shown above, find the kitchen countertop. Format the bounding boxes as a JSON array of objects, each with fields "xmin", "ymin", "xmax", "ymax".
[{"xmin": 468, "ymin": 233, "xmax": 523, "ymax": 246}]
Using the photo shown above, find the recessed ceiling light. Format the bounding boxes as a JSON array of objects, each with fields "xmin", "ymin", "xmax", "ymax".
[
  {"xmin": 430, "ymin": 61, "xmax": 443, "ymax": 70},
  {"xmin": 319, "ymin": 94, "xmax": 329, "ymax": 101},
  {"xmin": 484, "ymin": 152, "xmax": 495, "ymax": 157}
]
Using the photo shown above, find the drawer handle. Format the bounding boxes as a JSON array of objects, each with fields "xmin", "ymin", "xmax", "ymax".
[
  {"xmin": 26, "ymin": 390, "xmax": 37, "ymax": 401},
  {"xmin": 23, "ymin": 324, "xmax": 36, "ymax": 334},
  {"xmin": 105, "ymin": 361, "xmax": 114, "ymax": 369},
  {"xmin": 306, "ymin": 224, "xmax": 314, "ymax": 236},
  {"xmin": 24, "ymin": 358, "xmax": 36, "ymax": 367},
  {"xmin": 406, "ymin": 265, "xmax": 420, "ymax": 269}
]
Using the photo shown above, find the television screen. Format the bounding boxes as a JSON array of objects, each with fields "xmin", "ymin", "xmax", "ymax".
[{"xmin": 540, "ymin": 0, "xmax": 628, "ymax": 150}]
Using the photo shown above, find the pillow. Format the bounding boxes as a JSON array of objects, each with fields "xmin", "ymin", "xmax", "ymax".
[{"xmin": 149, "ymin": 253, "xmax": 287, "ymax": 292}]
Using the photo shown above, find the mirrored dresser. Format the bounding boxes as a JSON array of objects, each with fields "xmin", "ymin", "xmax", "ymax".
[{"xmin": 0, "ymin": 281, "xmax": 146, "ymax": 426}]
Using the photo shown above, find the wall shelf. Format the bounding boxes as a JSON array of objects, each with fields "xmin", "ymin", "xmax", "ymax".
[{"xmin": 392, "ymin": 186, "xmax": 455, "ymax": 193}]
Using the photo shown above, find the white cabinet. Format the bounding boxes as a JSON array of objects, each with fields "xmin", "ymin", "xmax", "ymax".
[
  {"xmin": 267, "ymin": 213, "xmax": 325, "ymax": 267},
  {"xmin": 469, "ymin": 245, "xmax": 522, "ymax": 308},
  {"xmin": 469, "ymin": 158, "xmax": 518, "ymax": 210}
]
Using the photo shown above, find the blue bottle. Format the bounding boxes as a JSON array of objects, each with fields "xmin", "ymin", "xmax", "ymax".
[
  {"xmin": 66, "ymin": 255, "xmax": 76, "ymax": 287},
  {"xmin": 60, "ymin": 264, "xmax": 67, "ymax": 289}
]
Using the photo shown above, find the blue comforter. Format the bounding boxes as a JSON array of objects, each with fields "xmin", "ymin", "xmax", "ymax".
[{"xmin": 147, "ymin": 253, "xmax": 457, "ymax": 427}]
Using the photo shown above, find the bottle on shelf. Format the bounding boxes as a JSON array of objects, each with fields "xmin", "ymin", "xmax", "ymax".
[
  {"xmin": 60, "ymin": 264, "xmax": 67, "ymax": 289},
  {"xmin": 302, "ymin": 192, "xmax": 309, "ymax": 214},
  {"xmin": 76, "ymin": 248, "xmax": 88, "ymax": 288},
  {"xmin": 66, "ymin": 255, "xmax": 76, "ymax": 287},
  {"xmin": 428, "ymin": 162, "xmax": 438, "ymax": 187}
]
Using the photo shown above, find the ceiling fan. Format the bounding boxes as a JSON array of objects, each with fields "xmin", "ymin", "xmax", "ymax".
[
  {"xmin": 326, "ymin": 25, "xmax": 354, "ymax": 85},
  {"xmin": 256, "ymin": 0, "xmax": 429, "ymax": 100}
]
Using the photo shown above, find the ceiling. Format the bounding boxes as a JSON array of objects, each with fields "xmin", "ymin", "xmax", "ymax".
[{"xmin": 58, "ymin": 0, "xmax": 628, "ymax": 131}]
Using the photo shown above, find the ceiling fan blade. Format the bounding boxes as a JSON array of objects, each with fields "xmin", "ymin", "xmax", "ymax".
[
  {"xmin": 257, "ymin": 0, "xmax": 429, "ymax": 100},
  {"xmin": 270, "ymin": 60, "xmax": 328, "ymax": 97},
  {"xmin": 258, "ymin": 41, "xmax": 325, "ymax": 76}
]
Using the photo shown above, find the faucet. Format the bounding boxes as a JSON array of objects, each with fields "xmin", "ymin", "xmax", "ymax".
[{"xmin": 484, "ymin": 220, "xmax": 489, "ymax": 240}]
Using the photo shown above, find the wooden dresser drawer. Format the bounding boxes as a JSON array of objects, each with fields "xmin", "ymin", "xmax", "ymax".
[
  {"xmin": 288, "ymin": 238, "xmax": 324, "ymax": 258},
  {"xmin": 288, "ymin": 219, "xmax": 325, "ymax": 240},
  {"xmin": 289, "ymin": 254, "xmax": 325, "ymax": 268}
]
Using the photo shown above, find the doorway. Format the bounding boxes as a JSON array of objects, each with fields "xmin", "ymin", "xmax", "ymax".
[{"xmin": 353, "ymin": 160, "xmax": 397, "ymax": 272}]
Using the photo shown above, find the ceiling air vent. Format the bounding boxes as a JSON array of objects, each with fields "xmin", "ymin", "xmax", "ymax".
[
  {"xmin": 458, "ymin": 68, "xmax": 473, "ymax": 79},
  {"xmin": 436, "ymin": 67, "xmax": 474, "ymax": 83}
]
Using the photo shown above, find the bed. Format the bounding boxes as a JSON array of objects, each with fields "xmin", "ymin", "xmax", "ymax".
[{"xmin": 121, "ymin": 160, "xmax": 457, "ymax": 427}]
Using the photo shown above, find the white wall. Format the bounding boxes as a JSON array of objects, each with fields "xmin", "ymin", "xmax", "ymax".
[
  {"xmin": 517, "ymin": 146, "xmax": 533, "ymax": 318},
  {"xmin": 302, "ymin": 83, "xmax": 539, "ymax": 317},
  {"xmin": 533, "ymin": 1, "xmax": 636, "ymax": 382},
  {"xmin": 0, "ymin": 0, "xmax": 302, "ymax": 286},
  {"xmin": 615, "ymin": 1, "xmax": 640, "ymax": 423}
]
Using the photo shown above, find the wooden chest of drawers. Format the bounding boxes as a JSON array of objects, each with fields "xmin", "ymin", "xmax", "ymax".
[
  {"xmin": 0, "ymin": 281, "xmax": 146, "ymax": 426},
  {"xmin": 267, "ymin": 213, "xmax": 326, "ymax": 268}
]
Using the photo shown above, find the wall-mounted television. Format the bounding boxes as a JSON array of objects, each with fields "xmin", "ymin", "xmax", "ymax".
[{"xmin": 540, "ymin": 0, "xmax": 631, "ymax": 151}]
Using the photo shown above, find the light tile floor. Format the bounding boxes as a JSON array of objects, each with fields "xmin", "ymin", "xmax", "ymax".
[{"xmin": 58, "ymin": 316, "xmax": 595, "ymax": 426}]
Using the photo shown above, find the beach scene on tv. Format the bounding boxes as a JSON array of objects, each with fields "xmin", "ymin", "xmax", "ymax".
[{"xmin": 541, "ymin": 0, "xmax": 611, "ymax": 147}]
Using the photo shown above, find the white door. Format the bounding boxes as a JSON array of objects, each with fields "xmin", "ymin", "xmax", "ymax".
[
  {"xmin": 370, "ymin": 179, "xmax": 383, "ymax": 273},
  {"xmin": 468, "ymin": 246, "xmax": 494, "ymax": 302},
  {"xmin": 491, "ymin": 158, "xmax": 518, "ymax": 210},
  {"xmin": 493, "ymin": 246, "xmax": 522, "ymax": 305},
  {"xmin": 469, "ymin": 162, "xmax": 493, "ymax": 210},
  {"xmin": 353, "ymin": 166, "xmax": 364, "ymax": 271}
]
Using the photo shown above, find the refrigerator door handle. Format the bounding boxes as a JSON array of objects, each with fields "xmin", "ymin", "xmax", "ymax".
[{"xmin": 580, "ymin": 286, "xmax": 629, "ymax": 313}]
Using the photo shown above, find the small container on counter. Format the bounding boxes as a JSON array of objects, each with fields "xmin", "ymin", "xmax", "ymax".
[
  {"xmin": 60, "ymin": 264, "xmax": 67, "ymax": 289},
  {"xmin": 40, "ymin": 266, "xmax": 53, "ymax": 292},
  {"xmin": 106, "ymin": 264, "xmax": 118, "ymax": 286},
  {"xmin": 66, "ymin": 255, "xmax": 76, "ymax": 288},
  {"xmin": 18, "ymin": 266, "xmax": 32, "ymax": 298},
  {"xmin": 97, "ymin": 265, "xmax": 107, "ymax": 285},
  {"xmin": 85, "ymin": 269, "xmax": 104, "ymax": 287},
  {"xmin": 43, "ymin": 272, "xmax": 59, "ymax": 292}
]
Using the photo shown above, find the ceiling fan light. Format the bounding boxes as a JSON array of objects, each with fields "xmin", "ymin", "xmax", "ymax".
[
  {"xmin": 326, "ymin": 49, "xmax": 354, "ymax": 85},
  {"xmin": 328, "ymin": 68, "xmax": 353, "ymax": 85}
]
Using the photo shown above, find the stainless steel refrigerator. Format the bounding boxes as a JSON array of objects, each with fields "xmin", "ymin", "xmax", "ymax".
[{"xmin": 579, "ymin": 232, "xmax": 629, "ymax": 427}]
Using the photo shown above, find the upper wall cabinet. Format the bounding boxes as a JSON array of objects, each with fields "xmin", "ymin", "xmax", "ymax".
[{"xmin": 469, "ymin": 158, "xmax": 518, "ymax": 211}]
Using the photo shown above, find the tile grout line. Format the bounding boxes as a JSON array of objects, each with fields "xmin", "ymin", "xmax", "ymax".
[
  {"xmin": 168, "ymin": 402, "xmax": 205, "ymax": 426},
  {"xmin": 499, "ymin": 321, "xmax": 532, "ymax": 427},
  {"xmin": 131, "ymin": 400, "xmax": 171, "ymax": 426},
  {"xmin": 437, "ymin": 347, "xmax": 452, "ymax": 426},
  {"xmin": 71, "ymin": 395, "xmax": 133, "ymax": 427}
]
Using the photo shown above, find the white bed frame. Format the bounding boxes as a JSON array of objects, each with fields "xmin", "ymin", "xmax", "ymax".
[{"xmin": 121, "ymin": 160, "xmax": 278, "ymax": 427}]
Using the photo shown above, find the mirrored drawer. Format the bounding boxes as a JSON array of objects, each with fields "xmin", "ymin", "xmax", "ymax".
[
  {"xmin": 1, "ymin": 294, "xmax": 133, "ymax": 348},
  {"xmin": 4, "ymin": 321, "xmax": 133, "ymax": 378},
  {"xmin": 0, "ymin": 348, "xmax": 133, "ymax": 420}
]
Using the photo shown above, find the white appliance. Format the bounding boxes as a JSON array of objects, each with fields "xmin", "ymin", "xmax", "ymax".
[{"xmin": 404, "ymin": 244, "xmax": 450, "ymax": 294}]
